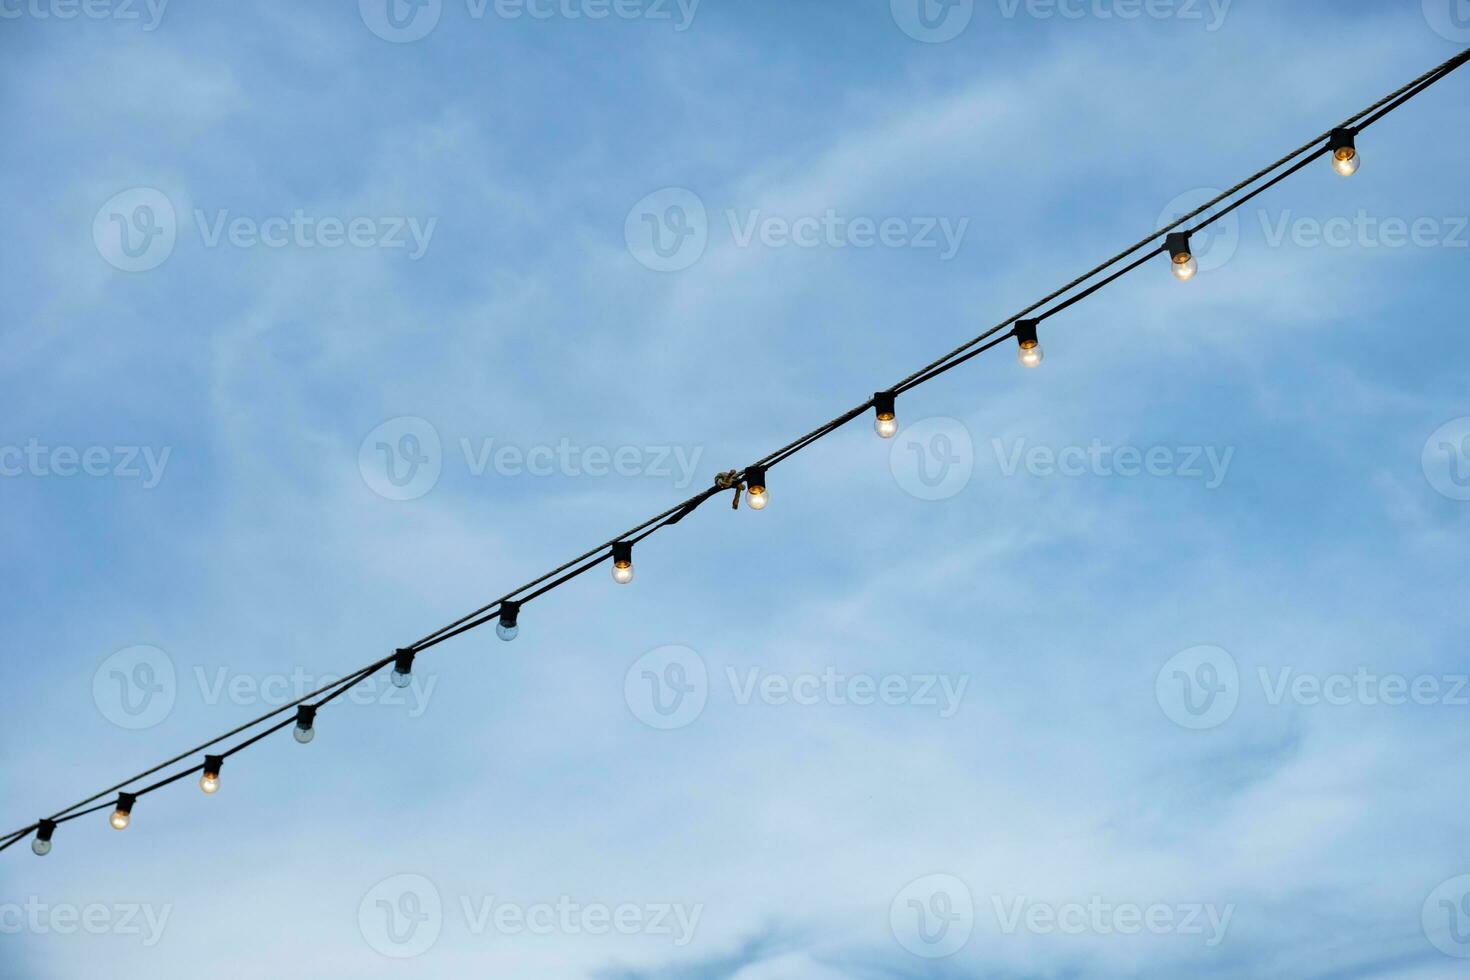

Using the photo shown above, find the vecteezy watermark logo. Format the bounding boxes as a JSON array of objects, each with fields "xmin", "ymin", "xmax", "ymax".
[
  {"xmin": 1156, "ymin": 188, "xmax": 1238, "ymax": 274},
  {"xmin": 891, "ymin": 874, "xmax": 974, "ymax": 958},
  {"xmin": 360, "ymin": 874, "xmax": 443, "ymax": 959},
  {"xmin": 891, "ymin": 0, "xmax": 974, "ymax": 42},
  {"xmin": 1257, "ymin": 210, "xmax": 1470, "ymax": 251},
  {"xmin": 994, "ymin": 0, "xmax": 1231, "ymax": 32},
  {"xmin": 0, "ymin": 899, "xmax": 172, "ymax": 946},
  {"xmin": 991, "ymin": 438, "xmax": 1234, "ymax": 488},
  {"xmin": 1424, "ymin": 0, "xmax": 1470, "ymax": 43},
  {"xmin": 1425, "ymin": 876, "xmax": 1470, "ymax": 958},
  {"xmin": 0, "ymin": 0, "xmax": 168, "ymax": 30},
  {"xmin": 625, "ymin": 188, "xmax": 708, "ymax": 272},
  {"xmin": 889, "ymin": 416, "xmax": 975, "ymax": 501},
  {"xmin": 0, "ymin": 441, "xmax": 172, "ymax": 488},
  {"xmin": 359, "ymin": 417, "xmax": 444, "ymax": 501},
  {"xmin": 1423, "ymin": 417, "xmax": 1470, "ymax": 501},
  {"xmin": 1156, "ymin": 645, "xmax": 1239, "ymax": 730},
  {"xmin": 460, "ymin": 896, "xmax": 703, "ymax": 945},
  {"xmin": 359, "ymin": 0, "xmax": 442, "ymax": 41},
  {"xmin": 989, "ymin": 895, "xmax": 1234, "ymax": 945},
  {"xmin": 93, "ymin": 188, "xmax": 177, "ymax": 273},
  {"xmin": 625, "ymin": 645, "xmax": 708, "ymax": 730},
  {"xmin": 93, "ymin": 645, "xmax": 177, "ymax": 730}
]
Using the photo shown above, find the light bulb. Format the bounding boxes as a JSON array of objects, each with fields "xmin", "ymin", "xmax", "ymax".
[
  {"xmin": 497, "ymin": 601, "xmax": 521, "ymax": 641},
  {"xmin": 110, "ymin": 795, "xmax": 135, "ymax": 831},
  {"xmin": 611, "ymin": 542, "xmax": 634, "ymax": 584},
  {"xmin": 1014, "ymin": 319, "xmax": 1044, "ymax": 369},
  {"xmin": 391, "ymin": 649, "xmax": 414, "ymax": 688},
  {"xmin": 293, "ymin": 705, "xmax": 316, "ymax": 744},
  {"xmin": 32, "ymin": 821, "xmax": 55, "ymax": 857},
  {"xmin": 872, "ymin": 391, "xmax": 898, "ymax": 439},
  {"xmin": 745, "ymin": 465, "xmax": 768, "ymax": 511},
  {"xmin": 1329, "ymin": 128, "xmax": 1360, "ymax": 177},
  {"xmin": 1165, "ymin": 232, "xmax": 1196, "ymax": 282},
  {"xmin": 199, "ymin": 756, "xmax": 223, "ymax": 794}
]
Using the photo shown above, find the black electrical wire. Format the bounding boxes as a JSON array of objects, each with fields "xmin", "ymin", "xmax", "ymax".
[{"xmin": 3, "ymin": 46, "xmax": 1466, "ymax": 858}]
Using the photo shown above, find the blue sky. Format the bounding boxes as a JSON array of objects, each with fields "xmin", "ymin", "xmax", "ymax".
[{"xmin": 3, "ymin": 1, "xmax": 1470, "ymax": 976}]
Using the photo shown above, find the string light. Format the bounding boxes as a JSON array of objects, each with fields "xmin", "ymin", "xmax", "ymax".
[
  {"xmin": 31, "ymin": 820, "xmax": 55, "ymax": 857},
  {"xmin": 497, "ymin": 600, "xmax": 521, "ymax": 641},
  {"xmin": 110, "ymin": 793, "xmax": 135, "ymax": 831},
  {"xmin": 6, "ymin": 46, "xmax": 1467, "ymax": 862},
  {"xmin": 1166, "ymin": 232, "xmax": 1197, "ymax": 281},
  {"xmin": 873, "ymin": 391, "xmax": 898, "ymax": 439},
  {"xmin": 745, "ymin": 465, "xmax": 768, "ymax": 511},
  {"xmin": 1330, "ymin": 127, "xmax": 1360, "ymax": 176},
  {"xmin": 1015, "ymin": 319, "xmax": 1044, "ymax": 369},
  {"xmin": 611, "ymin": 542, "xmax": 635, "ymax": 584},
  {"xmin": 293, "ymin": 705, "xmax": 317, "ymax": 744},
  {"xmin": 391, "ymin": 649, "xmax": 415, "ymax": 689},
  {"xmin": 199, "ymin": 756, "xmax": 224, "ymax": 795}
]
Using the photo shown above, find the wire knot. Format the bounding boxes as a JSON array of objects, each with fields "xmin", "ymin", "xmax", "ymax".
[{"xmin": 714, "ymin": 469, "xmax": 746, "ymax": 509}]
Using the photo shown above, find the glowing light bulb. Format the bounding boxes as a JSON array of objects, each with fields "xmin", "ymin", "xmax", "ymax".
[
  {"xmin": 744, "ymin": 465, "xmax": 768, "ymax": 511},
  {"xmin": 497, "ymin": 601, "xmax": 521, "ymax": 641},
  {"xmin": 199, "ymin": 756, "xmax": 223, "ymax": 795},
  {"xmin": 391, "ymin": 649, "xmax": 414, "ymax": 688},
  {"xmin": 1166, "ymin": 232, "xmax": 1196, "ymax": 282},
  {"xmin": 1329, "ymin": 128, "xmax": 1359, "ymax": 177},
  {"xmin": 110, "ymin": 794, "xmax": 135, "ymax": 831},
  {"xmin": 1014, "ymin": 319, "xmax": 1044, "ymax": 369},
  {"xmin": 293, "ymin": 705, "xmax": 316, "ymax": 744},
  {"xmin": 611, "ymin": 542, "xmax": 635, "ymax": 584},
  {"xmin": 873, "ymin": 391, "xmax": 898, "ymax": 439},
  {"xmin": 32, "ymin": 821, "xmax": 55, "ymax": 857}
]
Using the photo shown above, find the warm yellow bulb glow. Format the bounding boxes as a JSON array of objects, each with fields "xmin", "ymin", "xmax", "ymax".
[
  {"xmin": 1018, "ymin": 342, "xmax": 1044, "ymax": 369},
  {"xmin": 875, "ymin": 414, "xmax": 898, "ymax": 439},
  {"xmin": 612, "ymin": 561, "xmax": 634, "ymax": 584},
  {"xmin": 1171, "ymin": 252, "xmax": 1198, "ymax": 281},
  {"xmin": 746, "ymin": 487, "xmax": 768, "ymax": 511},
  {"xmin": 1333, "ymin": 147, "xmax": 1360, "ymax": 177},
  {"xmin": 110, "ymin": 809, "xmax": 131, "ymax": 831},
  {"xmin": 200, "ymin": 772, "xmax": 220, "ymax": 794}
]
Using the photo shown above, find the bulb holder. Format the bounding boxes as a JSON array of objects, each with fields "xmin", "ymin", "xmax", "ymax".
[
  {"xmin": 872, "ymin": 391, "xmax": 896, "ymax": 422},
  {"xmin": 203, "ymin": 755, "xmax": 224, "ymax": 779},
  {"xmin": 36, "ymin": 819, "xmax": 56, "ymax": 844},
  {"xmin": 612, "ymin": 541, "xmax": 633, "ymax": 569},
  {"xmin": 117, "ymin": 793, "xmax": 136, "ymax": 814},
  {"xmin": 392, "ymin": 648, "xmax": 415, "ymax": 674},
  {"xmin": 499, "ymin": 600, "xmax": 521, "ymax": 630},
  {"xmin": 745, "ymin": 464, "xmax": 767, "ymax": 494},
  {"xmin": 295, "ymin": 704, "xmax": 317, "ymax": 729},
  {"xmin": 1328, "ymin": 128, "xmax": 1357, "ymax": 159},
  {"xmin": 1014, "ymin": 319, "xmax": 1040, "ymax": 351},
  {"xmin": 1165, "ymin": 232, "xmax": 1192, "ymax": 263}
]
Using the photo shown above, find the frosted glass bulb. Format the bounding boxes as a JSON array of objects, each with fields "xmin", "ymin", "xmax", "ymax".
[
  {"xmin": 612, "ymin": 562, "xmax": 634, "ymax": 584},
  {"xmin": 199, "ymin": 772, "xmax": 220, "ymax": 795},
  {"xmin": 32, "ymin": 838, "xmax": 51, "ymax": 857},
  {"xmin": 1172, "ymin": 254, "xmax": 1198, "ymax": 281},
  {"xmin": 746, "ymin": 487, "xmax": 768, "ymax": 511},
  {"xmin": 1333, "ymin": 147, "xmax": 1360, "ymax": 176},
  {"xmin": 110, "ymin": 809, "xmax": 130, "ymax": 831},
  {"xmin": 875, "ymin": 415, "xmax": 898, "ymax": 439},
  {"xmin": 497, "ymin": 621, "xmax": 519, "ymax": 641},
  {"xmin": 293, "ymin": 723, "xmax": 315, "ymax": 744},
  {"xmin": 391, "ymin": 667, "xmax": 412, "ymax": 689},
  {"xmin": 1018, "ymin": 343, "xmax": 1044, "ymax": 369}
]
